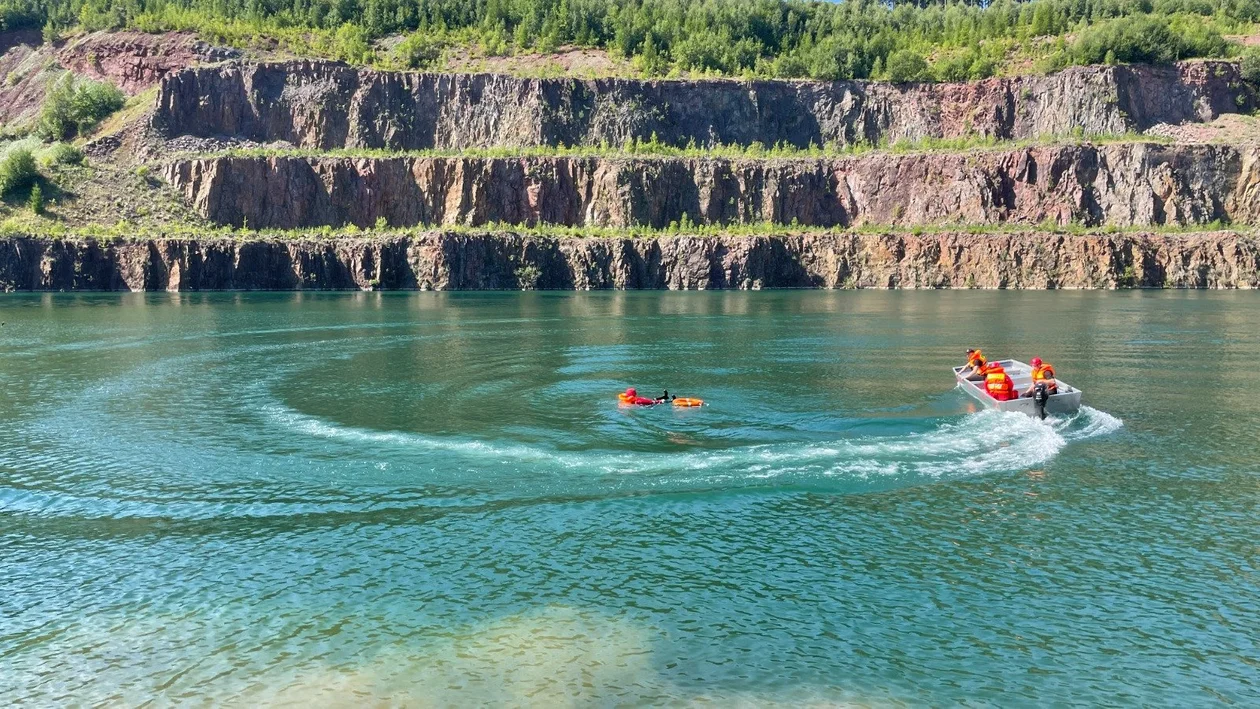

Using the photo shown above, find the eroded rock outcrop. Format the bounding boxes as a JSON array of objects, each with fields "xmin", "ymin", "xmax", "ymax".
[
  {"xmin": 165, "ymin": 143, "xmax": 1260, "ymax": 230},
  {"xmin": 153, "ymin": 60, "xmax": 1252, "ymax": 151},
  {"xmin": 3, "ymin": 231, "xmax": 1256, "ymax": 291},
  {"xmin": 0, "ymin": 29, "xmax": 237, "ymax": 130},
  {"xmin": 55, "ymin": 30, "xmax": 240, "ymax": 94}
]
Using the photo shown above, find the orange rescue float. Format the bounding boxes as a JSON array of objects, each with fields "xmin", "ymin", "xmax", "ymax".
[{"xmin": 617, "ymin": 388, "xmax": 704, "ymax": 407}]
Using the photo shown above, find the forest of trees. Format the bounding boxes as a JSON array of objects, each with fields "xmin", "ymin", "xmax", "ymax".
[{"xmin": 2, "ymin": 0, "xmax": 1259, "ymax": 81}]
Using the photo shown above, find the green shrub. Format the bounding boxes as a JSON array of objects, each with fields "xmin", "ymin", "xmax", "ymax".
[
  {"xmin": 393, "ymin": 32, "xmax": 446, "ymax": 70},
  {"xmin": 1241, "ymin": 48, "xmax": 1260, "ymax": 83},
  {"xmin": 632, "ymin": 39, "xmax": 668, "ymax": 76},
  {"xmin": 1071, "ymin": 16, "xmax": 1211, "ymax": 66},
  {"xmin": 1153, "ymin": 0, "xmax": 1216, "ymax": 16},
  {"xmin": 771, "ymin": 51, "xmax": 810, "ymax": 79},
  {"xmin": 28, "ymin": 183, "xmax": 43, "ymax": 214},
  {"xmin": 1035, "ymin": 49, "xmax": 1073, "ymax": 75},
  {"xmin": 929, "ymin": 48, "xmax": 999, "ymax": 82},
  {"xmin": 932, "ymin": 49, "xmax": 979, "ymax": 83},
  {"xmin": 516, "ymin": 264, "xmax": 542, "ymax": 290},
  {"xmin": 39, "ymin": 141, "xmax": 83, "ymax": 167},
  {"xmin": 1174, "ymin": 18, "xmax": 1228, "ymax": 58},
  {"xmin": 0, "ymin": 146, "xmax": 39, "ymax": 197},
  {"xmin": 885, "ymin": 50, "xmax": 929, "ymax": 83},
  {"xmin": 332, "ymin": 23, "xmax": 373, "ymax": 64},
  {"xmin": 36, "ymin": 73, "xmax": 125, "ymax": 141},
  {"xmin": 968, "ymin": 54, "xmax": 999, "ymax": 80}
]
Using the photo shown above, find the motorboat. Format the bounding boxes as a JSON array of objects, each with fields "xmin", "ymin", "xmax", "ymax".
[{"xmin": 953, "ymin": 359, "xmax": 1081, "ymax": 417}]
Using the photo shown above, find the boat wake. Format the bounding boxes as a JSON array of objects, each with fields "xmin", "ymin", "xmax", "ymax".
[
  {"xmin": 1, "ymin": 364, "xmax": 1123, "ymax": 522},
  {"xmin": 263, "ymin": 403, "xmax": 1124, "ymax": 495}
]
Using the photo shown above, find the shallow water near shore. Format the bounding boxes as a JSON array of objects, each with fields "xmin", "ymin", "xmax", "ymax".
[{"xmin": 1, "ymin": 291, "xmax": 1257, "ymax": 705}]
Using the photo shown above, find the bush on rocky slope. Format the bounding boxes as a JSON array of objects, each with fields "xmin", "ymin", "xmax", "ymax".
[
  {"xmin": 35, "ymin": 73, "xmax": 124, "ymax": 141},
  {"xmin": 0, "ymin": 144, "xmax": 37, "ymax": 197}
]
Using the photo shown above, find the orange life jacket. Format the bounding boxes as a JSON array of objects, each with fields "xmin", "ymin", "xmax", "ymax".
[
  {"xmin": 968, "ymin": 353, "xmax": 986, "ymax": 370},
  {"xmin": 1032, "ymin": 363, "xmax": 1058, "ymax": 393},
  {"xmin": 986, "ymin": 370, "xmax": 1015, "ymax": 399}
]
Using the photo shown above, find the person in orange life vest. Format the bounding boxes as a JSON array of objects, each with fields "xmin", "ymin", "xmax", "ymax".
[
  {"xmin": 984, "ymin": 361, "xmax": 1017, "ymax": 401},
  {"xmin": 621, "ymin": 388, "xmax": 658, "ymax": 406},
  {"xmin": 961, "ymin": 348, "xmax": 988, "ymax": 381},
  {"xmin": 1023, "ymin": 357, "xmax": 1058, "ymax": 397}
]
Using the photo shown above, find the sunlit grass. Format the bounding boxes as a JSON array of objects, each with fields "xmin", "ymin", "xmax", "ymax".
[{"xmin": 184, "ymin": 130, "xmax": 1174, "ymax": 163}]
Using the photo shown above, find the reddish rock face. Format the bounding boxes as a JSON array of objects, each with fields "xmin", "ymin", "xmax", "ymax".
[
  {"xmin": 164, "ymin": 143, "xmax": 1260, "ymax": 231},
  {"xmin": 0, "ymin": 29, "xmax": 237, "ymax": 129},
  {"xmin": 55, "ymin": 31, "xmax": 238, "ymax": 95},
  {"xmin": 2, "ymin": 232, "xmax": 1256, "ymax": 291},
  {"xmin": 152, "ymin": 60, "xmax": 1252, "ymax": 151}
]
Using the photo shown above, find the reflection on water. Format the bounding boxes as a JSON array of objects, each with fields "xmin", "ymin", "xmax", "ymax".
[{"xmin": 1, "ymin": 291, "xmax": 1257, "ymax": 705}]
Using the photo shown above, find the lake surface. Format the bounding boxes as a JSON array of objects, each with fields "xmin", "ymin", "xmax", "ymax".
[{"xmin": 1, "ymin": 291, "xmax": 1257, "ymax": 706}]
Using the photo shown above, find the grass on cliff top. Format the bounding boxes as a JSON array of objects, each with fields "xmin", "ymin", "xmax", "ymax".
[
  {"xmin": 0, "ymin": 213, "xmax": 1244, "ymax": 243},
  {"xmin": 189, "ymin": 131, "xmax": 1174, "ymax": 163},
  {"xmin": 21, "ymin": 0, "xmax": 1260, "ymax": 82}
]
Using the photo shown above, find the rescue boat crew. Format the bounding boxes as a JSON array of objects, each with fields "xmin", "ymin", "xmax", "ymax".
[
  {"xmin": 1023, "ymin": 357, "xmax": 1058, "ymax": 397},
  {"xmin": 961, "ymin": 348, "xmax": 987, "ymax": 381},
  {"xmin": 984, "ymin": 361, "xmax": 1017, "ymax": 401}
]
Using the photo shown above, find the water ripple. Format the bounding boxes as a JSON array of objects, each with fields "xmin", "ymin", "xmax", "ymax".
[{"xmin": 1, "ymin": 291, "xmax": 1256, "ymax": 706}]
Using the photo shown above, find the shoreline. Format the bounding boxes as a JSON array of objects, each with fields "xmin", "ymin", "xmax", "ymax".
[{"xmin": 3, "ymin": 231, "xmax": 1257, "ymax": 291}]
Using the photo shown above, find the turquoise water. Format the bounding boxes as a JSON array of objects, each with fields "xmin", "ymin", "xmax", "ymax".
[{"xmin": 1, "ymin": 292, "xmax": 1257, "ymax": 705}]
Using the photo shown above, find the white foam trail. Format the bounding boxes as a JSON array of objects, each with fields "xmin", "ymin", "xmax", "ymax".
[
  {"xmin": 264, "ymin": 404, "xmax": 552, "ymax": 462},
  {"xmin": 1056, "ymin": 406, "xmax": 1125, "ymax": 441},
  {"xmin": 0, "ymin": 405, "xmax": 1124, "ymax": 520},
  {"xmin": 264, "ymin": 403, "xmax": 1124, "ymax": 488}
]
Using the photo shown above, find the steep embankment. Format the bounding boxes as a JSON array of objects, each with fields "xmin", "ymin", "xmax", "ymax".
[
  {"xmin": 165, "ymin": 143, "xmax": 1260, "ymax": 230},
  {"xmin": 0, "ymin": 30, "xmax": 237, "ymax": 130},
  {"xmin": 5, "ymin": 49, "xmax": 1258, "ymax": 290},
  {"xmin": 152, "ymin": 60, "xmax": 1251, "ymax": 150},
  {"xmin": 2, "ymin": 231, "xmax": 1256, "ymax": 291}
]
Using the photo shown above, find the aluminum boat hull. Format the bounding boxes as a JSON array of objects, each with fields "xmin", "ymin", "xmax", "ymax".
[{"xmin": 953, "ymin": 359, "xmax": 1082, "ymax": 416}]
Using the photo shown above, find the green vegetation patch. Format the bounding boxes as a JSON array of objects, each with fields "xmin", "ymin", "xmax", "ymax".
[
  {"xmin": 188, "ymin": 130, "xmax": 1173, "ymax": 163},
  {"xmin": 0, "ymin": 142, "xmax": 39, "ymax": 197},
  {"xmin": 0, "ymin": 214, "xmax": 1245, "ymax": 244},
  {"xmin": 11, "ymin": 0, "xmax": 1260, "ymax": 81},
  {"xmin": 35, "ymin": 72, "xmax": 125, "ymax": 141}
]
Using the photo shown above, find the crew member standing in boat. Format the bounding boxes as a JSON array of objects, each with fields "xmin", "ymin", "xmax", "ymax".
[
  {"xmin": 961, "ymin": 348, "xmax": 987, "ymax": 381},
  {"xmin": 1023, "ymin": 357, "xmax": 1058, "ymax": 398}
]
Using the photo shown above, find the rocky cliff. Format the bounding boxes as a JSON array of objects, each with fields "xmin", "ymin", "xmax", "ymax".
[
  {"xmin": 152, "ymin": 60, "xmax": 1252, "ymax": 151},
  {"xmin": 3, "ymin": 231, "xmax": 1256, "ymax": 291},
  {"xmin": 165, "ymin": 143, "xmax": 1260, "ymax": 230}
]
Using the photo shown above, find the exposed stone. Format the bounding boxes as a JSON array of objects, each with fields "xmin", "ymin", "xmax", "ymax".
[
  {"xmin": 2, "ymin": 231, "xmax": 1256, "ymax": 291},
  {"xmin": 152, "ymin": 60, "xmax": 1253, "ymax": 150},
  {"xmin": 165, "ymin": 143, "xmax": 1260, "ymax": 230},
  {"xmin": 55, "ymin": 30, "xmax": 240, "ymax": 94}
]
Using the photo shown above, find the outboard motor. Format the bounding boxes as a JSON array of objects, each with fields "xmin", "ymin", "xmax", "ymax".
[{"xmin": 1032, "ymin": 382, "xmax": 1050, "ymax": 421}]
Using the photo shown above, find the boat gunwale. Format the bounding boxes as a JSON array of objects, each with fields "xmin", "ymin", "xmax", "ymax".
[{"xmin": 952, "ymin": 359, "xmax": 1082, "ymax": 414}]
